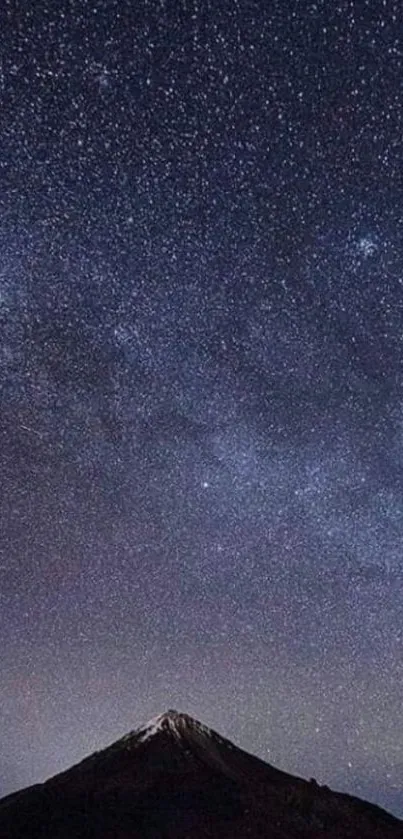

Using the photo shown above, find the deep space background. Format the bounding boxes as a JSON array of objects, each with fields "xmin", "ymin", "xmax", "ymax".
[{"xmin": 0, "ymin": 0, "xmax": 403, "ymax": 819}]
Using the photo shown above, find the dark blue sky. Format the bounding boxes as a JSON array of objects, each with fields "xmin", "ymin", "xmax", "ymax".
[{"xmin": 0, "ymin": 0, "xmax": 402, "ymax": 818}]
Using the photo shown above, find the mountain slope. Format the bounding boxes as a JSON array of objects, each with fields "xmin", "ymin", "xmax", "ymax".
[{"xmin": 0, "ymin": 709, "xmax": 401, "ymax": 838}]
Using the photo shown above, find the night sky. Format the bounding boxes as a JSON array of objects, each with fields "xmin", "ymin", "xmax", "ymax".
[{"xmin": 1, "ymin": 0, "xmax": 403, "ymax": 819}]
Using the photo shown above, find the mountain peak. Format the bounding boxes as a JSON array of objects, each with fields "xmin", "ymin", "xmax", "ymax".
[
  {"xmin": 139, "ymin": 708, "xmax": 183, "ymax": 731},
  {"xmin": 132, "ymin": 709, "xmax": 184, "ymax": 744},
  {"xmin": 118, "ymin": 709, "xmax": 224, "ymax": 753}
]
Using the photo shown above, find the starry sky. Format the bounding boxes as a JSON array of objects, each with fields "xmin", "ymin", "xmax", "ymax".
[{"xmin": 0, "ymin": 0, "xmax": 403, "ymax": 819}]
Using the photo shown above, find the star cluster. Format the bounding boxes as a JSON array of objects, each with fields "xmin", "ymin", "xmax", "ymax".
[{"xmin": 0, "ymin": 0, "xmax": 402, "ymax": 818}]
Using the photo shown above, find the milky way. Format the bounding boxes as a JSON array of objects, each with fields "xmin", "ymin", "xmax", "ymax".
[{"xmin": 0, "ymin": 0, "xmax": 402, "ymax": 818}]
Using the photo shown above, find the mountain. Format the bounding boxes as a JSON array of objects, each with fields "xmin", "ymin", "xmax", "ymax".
[{"xmin": 0, "ymin": 709, "xmax": 401, "ymax": 838}]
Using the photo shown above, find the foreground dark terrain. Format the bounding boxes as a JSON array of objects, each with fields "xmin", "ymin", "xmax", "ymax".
[{"xmin": 0, "ymin": 710, "xmax": 401, "ymax": 838}]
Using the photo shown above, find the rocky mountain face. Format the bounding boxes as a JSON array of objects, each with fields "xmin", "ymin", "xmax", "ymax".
[{"xmin": 0, "ymin": 709, "xmax": 401, "ymax": 838}]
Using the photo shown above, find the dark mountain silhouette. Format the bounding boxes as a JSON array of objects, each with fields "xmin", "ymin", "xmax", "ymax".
[{"xmin": 0, "ymin": 709, "xmax": 401, "ymax": 838}]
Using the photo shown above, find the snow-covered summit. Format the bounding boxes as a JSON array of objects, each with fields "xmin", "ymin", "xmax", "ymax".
[
  {"xmin": 135, "ymin": 709, "xmax": 183, "ymax": 743},
  {"xmin": 126, "ymin": 709, "xmax": 220, "ymax": 747}
]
